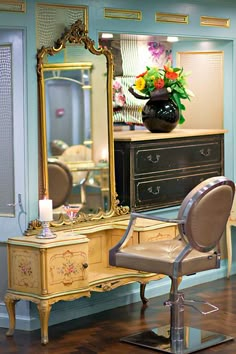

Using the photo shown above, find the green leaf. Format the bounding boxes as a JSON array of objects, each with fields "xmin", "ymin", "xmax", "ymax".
[
  {"xmin": 172, "ymin": 92, "xmax": 181, "ymax": 111},
  {"xmin": 179, "ymin": 114, "xmax": 185, "ymax": 125}
]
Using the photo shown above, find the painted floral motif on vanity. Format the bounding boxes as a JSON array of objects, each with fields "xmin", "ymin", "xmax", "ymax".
[
  {"xmin": 11, "ymin": 250, "xmax": 40, "ymax": 290},
  {"xmin": 49, "ymin": 249, "xmax": 88, "ymax": 286}
]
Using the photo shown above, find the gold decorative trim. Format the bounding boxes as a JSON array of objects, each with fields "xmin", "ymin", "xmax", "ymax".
[
  {"xmin": 0, "ymin": 0, "xmax": 25, "ymax": 12},
  {"xmin": 200, "ymin": 16, "xmax": 230, "ymax": 28},
  {"xmin": 155, "ymin": 12, "xmax": 188, "ymax": 24},
  {"xmin": 104, "ymin": 8, "xmax": 142, "ymax": 21}
]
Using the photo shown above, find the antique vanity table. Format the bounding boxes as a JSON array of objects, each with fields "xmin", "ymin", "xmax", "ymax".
[{"xmin": 5, "ymin": 217, "xmax": 177, "ymax": 344}]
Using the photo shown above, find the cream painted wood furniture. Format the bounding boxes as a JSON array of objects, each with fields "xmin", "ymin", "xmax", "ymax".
[
  {"xmin": 5, "ymin": 219, "xmax": 177, "ymax": 344},
  {"xmin": 226, "ymin": 189, "xmax": 236, "ymax": 278}
]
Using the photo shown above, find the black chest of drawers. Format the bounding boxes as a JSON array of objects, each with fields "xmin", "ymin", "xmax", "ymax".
[{"xmin": 114, "ymin": 129, "xmax": 225, "ymax": 212}]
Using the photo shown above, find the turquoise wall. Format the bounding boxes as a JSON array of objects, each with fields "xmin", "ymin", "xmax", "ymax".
[{"xmin": 0, "ymin": 0, "xmax": 236, "ymax": 330}]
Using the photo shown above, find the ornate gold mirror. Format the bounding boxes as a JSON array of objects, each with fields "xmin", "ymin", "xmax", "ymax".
[{"xmin": 26, "ymin": 20, "xmax": 128, "ymax": 234}]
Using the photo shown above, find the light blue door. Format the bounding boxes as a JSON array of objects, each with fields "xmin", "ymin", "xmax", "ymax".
[{"xmin": 0, "ymin": 29, "xmax": 26, "ymax": 239}]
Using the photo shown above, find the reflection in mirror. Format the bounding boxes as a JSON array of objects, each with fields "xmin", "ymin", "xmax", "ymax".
[
  {"xmin": 44, "ymin": 64, "xmax": 93, "ymax": 159},
  {"xmin": 26, "ymin": 20, "xmax": 129, "ymax": 235}
]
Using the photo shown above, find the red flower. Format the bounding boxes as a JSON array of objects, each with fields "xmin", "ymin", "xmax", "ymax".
[
  {"xmin": 154, "ymin": 78, "xmax": 164, "ymax": 89},
  {"xmin": 166, "ymin": 71, "xmax": 178, "ymax": 80},
  {"xmin": 136, "ymin": 70, "xmax": 147, "ymax": 78}
]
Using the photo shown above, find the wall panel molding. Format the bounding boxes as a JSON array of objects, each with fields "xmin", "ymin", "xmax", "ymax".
[
  {"xmin": 156, "ymin": 12, "xmax": 188, "ymax": 24},
  {"xmin": 104, "ymin": 8, "xmax": 142, "ymax": 21},
  {"xmin": 200, "ymin": 16, "xmax": 230, "ymax": 28},
  {"xmin": 0, "ymin": 0, "xmax": 25, "ymax": 13}
]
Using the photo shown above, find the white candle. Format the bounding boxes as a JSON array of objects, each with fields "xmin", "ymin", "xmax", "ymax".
[{"xmin": 39, "ymin": 199, "xmax": 53, "ymax": 222}]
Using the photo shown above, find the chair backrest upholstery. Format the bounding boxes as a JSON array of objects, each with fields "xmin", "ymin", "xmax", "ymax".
[
  {"xmin": 178, "ymin": 176, "xmax": 235, "ymax": 252},
  {"xmin": 60, "ymin": 144, "xmax": 91, "ymax": 162},
  {"xmin": 48, "ymin": 158, "xmax": 73, "ymax": 208}
]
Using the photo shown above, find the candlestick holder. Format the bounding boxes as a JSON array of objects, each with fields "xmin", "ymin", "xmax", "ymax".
[{"xmin": 37, "ymin": 221, "xmax": 57, "ymax": 239}]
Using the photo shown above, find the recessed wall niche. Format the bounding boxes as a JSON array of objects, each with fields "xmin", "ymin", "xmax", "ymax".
[{"xmin": 100, "ymin": 34, "xmax": 224, "ymax": 130}]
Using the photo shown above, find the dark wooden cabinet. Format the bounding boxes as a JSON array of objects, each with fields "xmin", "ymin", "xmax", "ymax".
[{"xmin": 114, "ymin": 129, "xmax": 225, "ymax": 211}]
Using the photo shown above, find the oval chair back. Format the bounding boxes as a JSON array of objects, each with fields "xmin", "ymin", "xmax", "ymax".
[
  {"xmin": 178, "ymin": 176, "xmax": 235, "ymax": 252},
  {"xmin": 48, "ymin": 158, "xmax": 73, "ymax": 209}
]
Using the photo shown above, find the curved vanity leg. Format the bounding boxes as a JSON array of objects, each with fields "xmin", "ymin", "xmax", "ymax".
[
  {"xmin": 37, "ymin": 300, "xmax": 52, "ymax": 345},
  {"xmin": 140, "ymin": 283, "xmax": 148, "ymax": 304},
  {"xmin": 226, "ymin": 223, "xmax": 232, "ymax": 278},
  {"xmin": 5, "ymin": 293, "xmax": 19, "ymax": 337}
]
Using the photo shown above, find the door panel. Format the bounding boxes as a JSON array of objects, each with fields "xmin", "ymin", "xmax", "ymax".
[{"xmin": 0, "ymin": 29, "xmax": 26, "ymax": 238}]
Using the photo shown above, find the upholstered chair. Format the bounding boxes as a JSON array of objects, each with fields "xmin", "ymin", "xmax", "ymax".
[
  {"xmin": 48, "ymin": 158, "xmax": 73, "ymax": 208},
  {"xmin": 226, "ymin": 188, "xmax": 236, "ymax": 278},
  {"xmin": 109, "ymin": 176, "xmax": 235, "ymax": 354}
]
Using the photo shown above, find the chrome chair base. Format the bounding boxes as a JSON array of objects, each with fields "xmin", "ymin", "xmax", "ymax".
[{"xmin": 120, "ymin": 325, "xmax": 233, "ymax": 353}]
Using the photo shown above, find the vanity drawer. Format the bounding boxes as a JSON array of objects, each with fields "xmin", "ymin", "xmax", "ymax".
[
  {"xmin": 133, "ymin": 168, "xmax": 222, "ymax": 210},
  {"xmin": 133, "ymin": 136, "xmax": 223, "ymax": 175}
]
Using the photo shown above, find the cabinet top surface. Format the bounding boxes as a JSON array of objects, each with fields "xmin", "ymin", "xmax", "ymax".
[
  {"xmin": 114, "ymin": 129, "xmax": 226, "ymax": 142},
  {"xmin": 7, "ymin": 232, "xmax": 89, "ymax": 247}
]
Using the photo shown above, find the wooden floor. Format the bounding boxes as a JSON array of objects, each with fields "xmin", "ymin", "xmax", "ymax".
[{"xmin": 1, "ymin": 275, "xmax": 236, "ymax": 353}]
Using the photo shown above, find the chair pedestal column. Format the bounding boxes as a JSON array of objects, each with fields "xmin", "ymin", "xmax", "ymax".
[{"xmin": 169, "ymin": 291, "xmax": 185, "ymax": 354}]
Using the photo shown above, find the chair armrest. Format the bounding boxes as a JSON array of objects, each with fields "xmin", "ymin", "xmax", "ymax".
[
  {"xmin": 131, "ymin": 212, "xmax": 185, "ymax": 224},
  {"xmin": 109, "ymin": 214, "xmax": 137, "ymax": 266}
]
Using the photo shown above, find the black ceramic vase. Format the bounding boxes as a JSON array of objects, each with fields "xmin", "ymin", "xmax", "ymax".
[{"xmin": 142, "ymin": 98, "xmax": 180, "ymax": 133}]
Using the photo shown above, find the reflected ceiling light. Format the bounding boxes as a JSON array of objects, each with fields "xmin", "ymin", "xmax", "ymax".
[
  {"xmin": 167, "ymin": 36, "xmax": 179, "ymax": 42},
  {"xmin": 101, "ymin": 33, "xmax": 113, "ymax": 39}
]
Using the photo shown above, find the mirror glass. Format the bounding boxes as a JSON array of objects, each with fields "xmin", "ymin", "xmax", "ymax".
[
  {"xmin": 42, "ymin": 58, "xmax": 109, "ymax": 215},
  {"xmin": 31, "ymin": 19, "xmax": 129, "ymax": 232}
]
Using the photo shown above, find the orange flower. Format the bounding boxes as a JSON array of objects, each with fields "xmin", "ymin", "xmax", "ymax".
[
  {"xmin": 136, "ymin": 70, "xmax": 147, "ymax": 78},
  {"xmin": 164, "ymin": 65, "xmax": 173, "ymax": 72},
  {"xmin": 154, "ymin": 78, "xmax": 164, "ymax": 89},
  {"xmin": 166, "ymin": 71, "xmax": 178, "ymax": 80}
]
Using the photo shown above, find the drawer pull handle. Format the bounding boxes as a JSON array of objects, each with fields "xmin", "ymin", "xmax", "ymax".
[
  {"xmin": 82, "ymin": 263, "xmax": 88, "ymax": 269},
  {"xmin": 200, "ymin": 148, "xmax": 211, "ymax": 157},
  {"xmin": 147, "ymin": 154, "xmax": 160, "ymax": 164},
  {"xmin": 148, "ymin": 186, "xmax": 160, "ymax": 195}
]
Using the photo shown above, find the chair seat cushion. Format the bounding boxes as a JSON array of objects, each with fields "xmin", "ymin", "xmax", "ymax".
[{"xmin": 115, "ymin": 237, "xmax": 219, "ymax": 277}]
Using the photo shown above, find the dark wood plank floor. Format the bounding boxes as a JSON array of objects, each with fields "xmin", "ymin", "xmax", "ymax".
[{"xmin": 1, "ymin": 276, "xmax": 236, "ymax": 353}]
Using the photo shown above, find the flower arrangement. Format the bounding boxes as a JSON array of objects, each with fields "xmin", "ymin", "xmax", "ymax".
[{"xmin": 132, "ymin": 65, "xmax": 193, "ymax": 124}]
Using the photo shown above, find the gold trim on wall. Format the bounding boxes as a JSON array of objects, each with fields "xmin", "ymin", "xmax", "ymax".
[
  {"xmin": 200, "ymin": 16, "xmax": 230, "ymax": 28},
  {"xmin": 0, "ymin": 0, "xmax": 25, "ymax": 12},
  {"xmin": 155, "ymin": 12, "xmax": 188, "ymax": 24},
  {"xmin": 104, "ymin": 8, "xmax": 142, "ymax": 21}
]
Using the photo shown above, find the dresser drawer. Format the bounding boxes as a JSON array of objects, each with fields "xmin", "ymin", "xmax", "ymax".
[
  {"xmin": 133, "ymin": 168, "xmax": 222, "ymax": 210},
  {"xmin": 134, "ymin": 136, "xmax": 223, "ymax": 175},
  {"xmin": 114, "ymin": 131, "xmax": 225, "ymax": 211}
]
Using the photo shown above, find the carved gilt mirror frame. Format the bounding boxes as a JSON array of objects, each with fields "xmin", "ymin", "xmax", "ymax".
[{"xmin": 26, "ymin": 20, "xmax": 128, "ymax": 235}]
